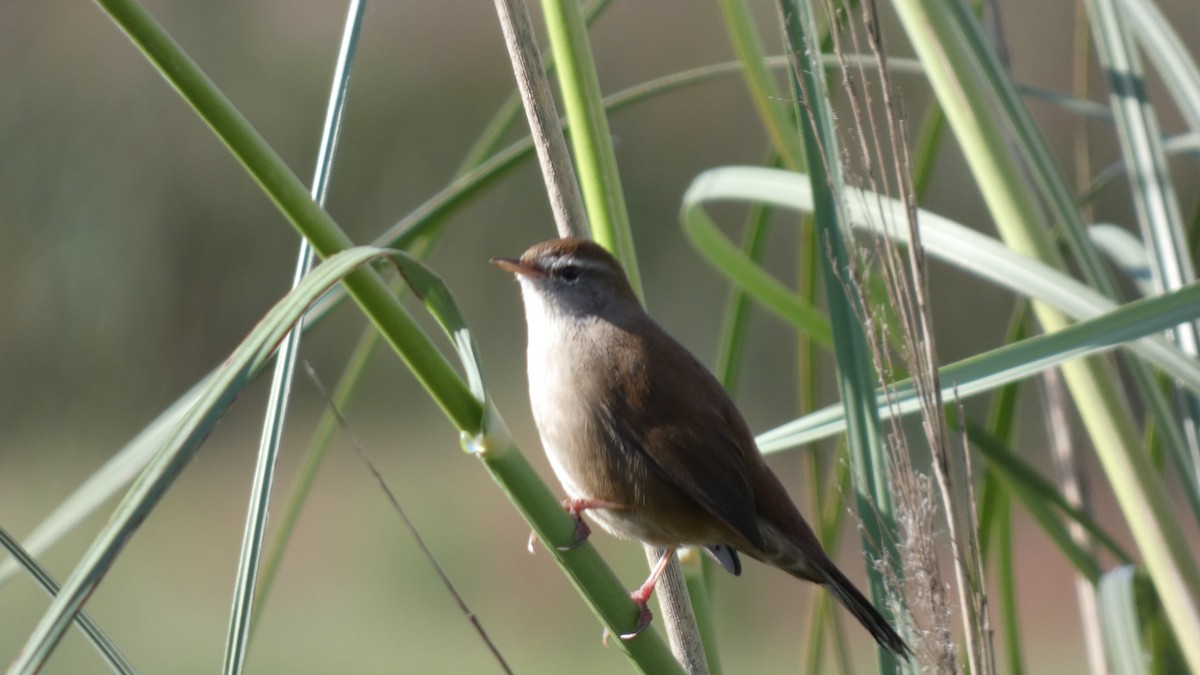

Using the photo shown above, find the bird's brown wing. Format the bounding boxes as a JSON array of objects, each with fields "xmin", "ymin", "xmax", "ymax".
[{"xmin": 605, "ymin": 323, "xmax": 766, "ymax": 552}]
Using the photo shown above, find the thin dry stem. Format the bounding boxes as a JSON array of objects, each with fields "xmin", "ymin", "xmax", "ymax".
[
  {"xmin": 823, "ymin": 0, "xmax": 1000, "ymax": 671},
  {"xmin": 491, "ymin": 0, "xmax": 589, "ymax": 239},
  {"xmin": 648, "ymin": 548, "xmax": 710, "ymax": 675}
]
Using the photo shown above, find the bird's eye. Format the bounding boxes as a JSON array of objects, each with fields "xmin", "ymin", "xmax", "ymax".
[{"xmin": 558, "ymin": 264, "xmax": 582, "ymax": 281}]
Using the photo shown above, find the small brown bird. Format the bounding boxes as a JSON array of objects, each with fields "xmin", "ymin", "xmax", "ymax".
[{"xmin": 492, "ymin": 238, "xmax": 909, "ymax": 657}]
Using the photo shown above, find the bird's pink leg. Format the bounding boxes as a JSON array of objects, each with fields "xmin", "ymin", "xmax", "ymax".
[{"xmin": 619, "ymin": 548, "xmax": 675, "ymax": 640}]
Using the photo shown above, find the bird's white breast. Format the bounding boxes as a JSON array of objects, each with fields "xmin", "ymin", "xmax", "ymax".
[{"xmin": 518, "ymin": 280, "xmax": 590, "ymax": 500}]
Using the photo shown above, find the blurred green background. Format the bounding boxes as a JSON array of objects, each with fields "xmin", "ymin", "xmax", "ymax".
[{"xmin": 1, "ymin": 0, "xmax": 1196, "ymax": 672}]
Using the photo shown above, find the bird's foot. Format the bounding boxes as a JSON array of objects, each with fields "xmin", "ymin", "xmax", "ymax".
[
  {"xmin": 618, "ymin": 597, "xmax": 654, "ymax": 640},
  {"xmin": 556, "ymin": 497, "xmax": 621, "ymax": 551},
  {"xmin": 526, "ymin": 518, "xmax": 589, "ymax": 553},
  {"xmin": 527, "ymin": 497, "xmax": 620, "ymax": 553},
  {"xmin": 557, "ymin": 499, "xmax": 593, "ymax": 551},
  {"xmin": 600, "ymin": 599, "xmax": 652, "ymax": 645}
]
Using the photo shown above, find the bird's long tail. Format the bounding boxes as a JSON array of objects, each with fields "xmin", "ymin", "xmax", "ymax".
[
  {"xmin": 815, "ymin": 559, "xmax": 911, "ymax": 659},
  {"xmin": 755, "ymin": 520, "xmax": 911, "ymax": 658}
]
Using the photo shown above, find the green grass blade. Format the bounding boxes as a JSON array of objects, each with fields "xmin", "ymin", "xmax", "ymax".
[
  {"xmin": 250, "ymin": 306, "xmax": 382, "ymax": 631},
  {"xmin": 965, "ymin": 421, "xmax": 1132, "ymax": 569},
  {"xmin": 760, "ymin": 281, "xmax": 1200, "ymax": 449},
  {"xmin": 0, "ymin": 526, "xmax": 136, "ymax": 674},
  {"xmin": 539, "ymin": 0, "xmax": 639, "ymax": 294},
  {"xmin": 1119, "ymin": 0, "xmax": 1200, "ymax": 132},
  {"xmin": 713, "ymin": 195, "xmax": 775, "ymax": 393},
  {"xmin": 717, "ymin": 0, "xmax": 804, "ymax": 170},
  {"xmin": 775, "ymin": 2, "xmax": 904, "ymax": 670},
  {"xmin": 1098, "ymin": 566, "xmax": 1152, "ymax": 675},
  {"xmin": 682, "ymin": 167, "xmax": 1200, "ymax": 395},
  {"xmin": 991, "ymin": 485, "xmax": 1022, "ymax": 675},
  {"xmin": 978, "ymin": 305, "xmax": 1029, "ymax": 674},
  {"xmin": 683, "ymin": 200, "xmax": 833, "ymax": 348},
  {"xmin": 223, "ymin": 3, "xmax": 366, "ymax": 671}
]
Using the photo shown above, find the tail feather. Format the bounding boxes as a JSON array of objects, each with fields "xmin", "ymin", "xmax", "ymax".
[
  {"xmin": 748, "ymin": 521, "xmax": 907, "ymax": 658},
  {"xmin": 751, "ymin": 511, "xmax": 911, "ymax": 657},
  {"xmin": 818, "ymin": 561, "xmax": 911, "ymax": 659}
]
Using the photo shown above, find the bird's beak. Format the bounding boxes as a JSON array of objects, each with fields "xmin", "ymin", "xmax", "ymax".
[{"xmin": 490, "ymin": 257, "xmax": 543, "ymax": 278}]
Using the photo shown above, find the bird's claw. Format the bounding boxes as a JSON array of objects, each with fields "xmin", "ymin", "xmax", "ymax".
[
  {"xmin": 618, "ymin": 599, "xmax": 653, "ymax": 640},
  {"xmin": 527, "ymin": 498, "xmax": 595, "ymax": 553},
  {"xmin": 557, "ymin": 512, "xmax": 592, "ymax": 551},
  {"xmin": 600, "ymin": 601, "xmax": 652, "ymax": 646},
  {"xmin": 556, "ymin": 498, "xmax": 593, "ymax": 551}
]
